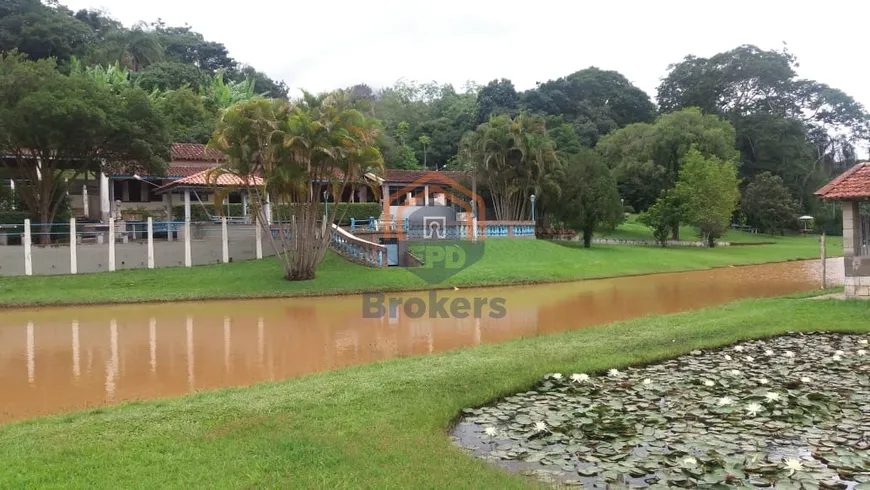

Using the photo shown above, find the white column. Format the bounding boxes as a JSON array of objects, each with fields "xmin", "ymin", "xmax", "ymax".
[
  {"xmin": 472, "ymin": 217, "xmax": 478, "ymax": 243},
  {"xmin": 108, "ymin": 217, "xmax": 116, "ymax": 271},
  {"xmin": 146, "ymin": 217, "xmax": 154, "ymax": 269},
  {"xmin": 23, "ymin": 219, "xmax": 32, "ymax": 276},
  {"xmin": 242, "ymin": 192, "xmax": 248, "ymax": 218},
  {"xmin": 183, "ymin": 189, "xmax": 191, "ymax": 222},
  {"xmin": 184, "ymin": 219, "xmax": 192, "ymax": 267},
  {"xmin": 424, "ymin": 185, "xmax": 430, "ymax": 206},
  {"xmin": 255, "ymin": 217, "xmax": 263, "ymax": 259},
  {"xmin": 264, "ymin": 193, "xmax": 272, "ymax": 225},
  {"xmin": 69, "ymin": 218, "xmax": 77, "ymax": 274},
  {"xmin": 100, "ymin": 173, "xmax": 110, "ymax": 222},
  {"xmin": 221, "ymin": 216, "xmax": 229, "ymax": 263},
  {"xmin": 82, "ymin": 185, "xmax": 89, "ymax": 218}
]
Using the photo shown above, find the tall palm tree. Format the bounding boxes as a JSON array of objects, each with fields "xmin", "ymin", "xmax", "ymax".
[
  {"xmin": 210, "ymin": 93, "xmax": 383, "ymax": 281},
  {"xmin": 461, "ymin": 112, "xmax": 559, "ymax": 221}
]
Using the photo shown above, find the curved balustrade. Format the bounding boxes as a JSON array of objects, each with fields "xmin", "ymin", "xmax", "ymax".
[{"xmin": 329, "ymin": 224, "xmax": 387, "ymax": 267}]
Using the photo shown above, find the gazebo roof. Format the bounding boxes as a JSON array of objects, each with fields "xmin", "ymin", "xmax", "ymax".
[
  {"xmin": 155, "ymin": 168, "xmax": 263, "ymax": 194},
  {"xmin": 814, "ymin": 163, "xmax": 870, "ymax": 200}
]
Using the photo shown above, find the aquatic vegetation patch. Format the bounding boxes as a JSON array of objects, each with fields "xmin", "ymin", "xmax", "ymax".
[{"xmin": 453, "ymin": 333, "xmax": 870, "ymax": 488}]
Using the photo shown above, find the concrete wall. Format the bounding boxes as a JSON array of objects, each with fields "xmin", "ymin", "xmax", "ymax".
[
  {"xmin": 0, "ymin": 224, "xmax": 276, "ymax": 277},
  {"xmin": 842, "ymin": 201, "xmax": 870, "ymax": 297}
]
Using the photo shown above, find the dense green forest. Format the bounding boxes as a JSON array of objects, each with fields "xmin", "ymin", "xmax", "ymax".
[{"xmin": 1, "ymin": 0, "xmax": 868, "ymax": 240}]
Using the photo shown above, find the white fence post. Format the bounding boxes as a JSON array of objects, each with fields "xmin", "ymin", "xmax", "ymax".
[
  {"xmin": 23, "ymin": 219, "xmax": 32, "ymax": 276},
  {"xmin": 184, "ymin": 219, "xmax": 192, "ymax": 267},
  {"xmin": 108, "ymin": 217, "xmax": 116, "ymax": 271},
  {"xmin": 255, "ymin": 217, "xmax": 263, "ymax": 260},
  {"xmin": 221, "ymin": 216, "xmax": 229, "ymax": 263},
  {"xmin": 147, "ymin": 217, "xmax": 154, "ymax": 269},
  {"xmin": 69, "ymin": 218, "xmax": 77, "ymax": 274}
]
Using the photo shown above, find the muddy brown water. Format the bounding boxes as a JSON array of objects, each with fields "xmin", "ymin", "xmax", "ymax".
[{"xmin": 0, "ymin": 259, "xmax": 843, "ymax": 424}]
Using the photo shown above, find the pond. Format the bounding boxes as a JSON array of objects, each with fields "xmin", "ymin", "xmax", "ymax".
[
  {"xmin": 0, "ymin": 258, "xmax": 843, "ymax": 423},
  {"xmin": 452, "ymin": 332, "xmax": 869, "ymax": 489}
]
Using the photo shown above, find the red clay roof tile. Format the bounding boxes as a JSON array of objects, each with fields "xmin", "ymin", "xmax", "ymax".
[
  {"xmin": 170, "ymin": 143, "xmax": 225, "ymax": 162},
  {"xmin": 814, "ymin": 163, "xmax": 870, "ymax": 200}
]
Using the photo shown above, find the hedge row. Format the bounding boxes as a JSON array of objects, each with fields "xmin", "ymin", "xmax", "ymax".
[{"xmin": 171, "ymin": 202, "xmax": 383, "ymax": 225}]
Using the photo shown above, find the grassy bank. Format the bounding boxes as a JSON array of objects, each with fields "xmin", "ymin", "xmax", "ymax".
[
  {"xmin": 0, "ymin": 296, "xmax": 867, "ymax": 487},
  {"xmin": 0, "ymin": 233, "xmax": 840, "ymax": 307}
]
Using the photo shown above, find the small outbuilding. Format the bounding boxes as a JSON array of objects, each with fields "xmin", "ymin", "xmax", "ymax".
[{"xmin": 815, "ymin": 163, "xmax": 870, "ymax": 298}]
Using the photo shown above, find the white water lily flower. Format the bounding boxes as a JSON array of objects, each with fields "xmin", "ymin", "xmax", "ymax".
[
  {"xmin": 682, "ymin": 456, "xmax": 697, "ymax": 466},
  {"xmin": 642, "ymin": 378, "xmax": 653, "ymax": 385},
  {"xmin": 765, "ymin": 392, "xmax": 781, "ymax": 402},
  {"xmin": 784, "ymin": 351, "xmax": 795, "ymax": 358},
  {"xmin": 571, "ymin": 373, "xmax": 590, "ymax": 383},
  {"xmin": 608, "ymin": 368, "xmax": 620, "ymax": 377},
  {"xmin": 745, "ymin": 356, "xmax": 755, "ymax": 362},
  {"xmin": 858, "ymin": 349, "xmax": 867, "ymax": 356},
  {"xmin": 484, "ymin": 426, "xmax": 498, "ymax": 437},
  {"xmin": 734, "ymin": 346, "xmax": 744, "ymax": 352},
  {"xmin": 800, "ymin": 376, "xmax": 811, "ymax": 383},
  {"xmin": 765, "ymin": 349, "xmax": 775, "ymax": 356},
  {"xmin": 745, "ymin": 402, "xmax": 763, "ymax": 416},
  {"xmin": 717, "ymin": 396, "xmax": 734, "ymax": 406},
  {"xmin": 758, "ymin": 378, "xmax": 769, "ymax": 385},
  {"xmin": 551, "ymin": 373, "xmax": 563, "ymax": 380},
  {"xmin": 832, "ymin": 355, "xmax": 842, "ymax": 362},
  {"xmin": 704, "ymin": 380, "xmax": 715, "ymax": 387},
  {"xmin": 534, "ymin": 421, "xmax": 548, "ymax": 432},
  {"xmin": 729, "ymin": 369, "xmax": 741, "ymax": 376},
  {"xmin": 783, "ymin": 457, "xmax": 803, "ymax": 474},
  {"xmin": 724, "ymin": 355, "xmax": 733, "ymax": 361}
]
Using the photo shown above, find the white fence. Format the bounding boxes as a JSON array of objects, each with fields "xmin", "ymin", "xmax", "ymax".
[{"xmin": 0, "ymin": 218, "xmax": 273, "ymax": 276}]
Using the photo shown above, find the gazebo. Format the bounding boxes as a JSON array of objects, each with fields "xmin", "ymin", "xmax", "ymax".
[
  {"xmin": 155, "ymin": 169, "xmax": 265, "ymax": 223},
  {"xmin": 814, "ymin": 162, "xmax": 870, "ymax": 298}
]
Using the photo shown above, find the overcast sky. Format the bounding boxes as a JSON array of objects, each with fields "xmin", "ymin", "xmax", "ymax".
[{"xmin": 62, "ymin": 0, "xmax": 870, "ymax": 110}]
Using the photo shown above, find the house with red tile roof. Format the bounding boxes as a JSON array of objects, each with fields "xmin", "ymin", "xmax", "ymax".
[{"xmin": 815, "ymin": 162, "xmax": 870, "ymax": 298}]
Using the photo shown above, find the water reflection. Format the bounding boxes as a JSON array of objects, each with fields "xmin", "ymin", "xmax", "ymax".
[{"xmin": 0, "ymin": 259, "xmax": 843, "ymax": 423}]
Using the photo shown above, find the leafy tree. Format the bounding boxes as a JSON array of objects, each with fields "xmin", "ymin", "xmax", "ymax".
[
  {"xmin": 658, "ymin": 44, "xmax": 870, "ymax": 208},
  {"xmin": 638, "ymin": 191, "xmax": 681, "ymax": 246},
  {"xmin": 673, "ymin": 148, "xmax": 741, "ymax": 247},
  {"xmin": 597, "ymin": 107, "xmax": 738, "ymax": 234},
  {"xmin": 100, "ymin": 26, "xmax": 164, "ymax": 72},
  {"xmin": 554, "ymin": 150, "xmax": 623, "ymax": 247},
  {"xmin": 232, "ymin": 65, "xmax": 288, "ymax": 99},
  {"xmin": 153, "ymin": 23, "xmax": 235, "ymax": 72},
  {"xmin": 0, "ymin": 0, "xmax": 93, "ymax": 62},
  {"xmin": 210, "ymin": 94, "xmax": 384, "ymax": 281},
  {"xmin": 461, "ymin": 112, "xmax": 559, "ymax": 220},
  {"xmin": 154, "ymin": 87, "xmax": 216, "ymax": 143},
  {"xmin": 200, "ymin": 70, "xmax": 261, "ymax": 111},
  {"xmin": 521, "ymin": 67, "xmax": 656, "ymax": 146},
  {"xmin": 135, "ymin": 61, "xmax": 206, "ymax": 92},
  {"xmin": 741, "ymin": 172, "xmax": 798, "ymax": 235},
  {"xmin": 0, "ymin": 53, "xmax": 170, "ymax": 241},
  {"xmin": 476, "ymin": 78, "xmax": 518, "ymax": 124}
]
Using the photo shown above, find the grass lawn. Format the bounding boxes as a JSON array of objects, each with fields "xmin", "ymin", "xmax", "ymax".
[
  {"xmin": 0, "ymin": 232, "xmax": 841, "ymax": 307},
  {"xmin": 0, "ymin": 296, "xmax": 867, "ymax": 488}
]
